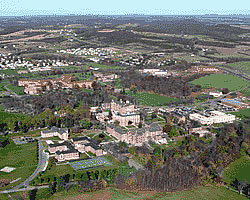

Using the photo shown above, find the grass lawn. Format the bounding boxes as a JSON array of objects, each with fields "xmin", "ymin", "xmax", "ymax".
[
  {"xmin": 240, "ymin": 88, "xmax": 250, "ymax": 96},
  {"xmin": 86, "ymin": 62, "xmax": 126, "ymax": 70},
  {"xmin": 126, "ymin": 91, "xmax": 178, "ymax": 106},
  {"xmin": 0, "ymin": 81, "xmax": 8, "ymax": 91},
  {"xmin": 0, "ymin": 111, "xmax": 26, "ymax": 124},
  {"xmin": 224, "ymin": 156, "xmax": 250, "ymax": 184},
  {"xmin": 32, "ymin": 185, "xmax": 247, "ymax": 200},
  {"xmin": 0, "ymin": 69, "xmax": 18, "ymax": 75},
  {"xmin": 0, "ymin": 141, "xmax": 38, "ymax": 189},
  {"xmin": 191, "ymin": 74, "xmax": 249, "ymax": 92},
  {"xmin": 229, "ymin": 109, "xmax": 250, "ymax": 120},
  {"xmin": 227, "ymin": 62, "xmax": 250, "ymax": 74},
  {"xmin": 6, "ymin": 85, "xmax": 24, "ymax": 95}
]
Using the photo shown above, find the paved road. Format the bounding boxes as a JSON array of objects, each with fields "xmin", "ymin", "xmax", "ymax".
[
  {"xmin": 0, "ymin": 185, "xmax": 49, "ymax": 194},
  {"xmin": 0, "ymin": 140, "xmax": 49, "ymax": 193}
]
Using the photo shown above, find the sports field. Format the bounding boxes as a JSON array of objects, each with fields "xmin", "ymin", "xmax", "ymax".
[
  {"xmin": 127, "ymin": 92, "xmax": 177, "ymax": 106},
  {"xmin": 191, "ymin": 74, "xmax": 249, "ymax": 91},
  {"xmin": 70, "ymin": 157, "xmax": 112, "ymax": 171}
]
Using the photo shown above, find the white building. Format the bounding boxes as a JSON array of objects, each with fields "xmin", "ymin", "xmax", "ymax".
[{"xmin": 189, "ymin": 111, "xmax": 235, "ymax": 125}]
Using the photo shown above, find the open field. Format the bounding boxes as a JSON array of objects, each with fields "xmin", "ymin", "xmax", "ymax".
[
  {"xmin": 19, "ymin": 185, "xmax": 248, "ymax": 200},
  {"xmin": 6, "ymin": 85, "xmax": 24, "ymax": 95},
  {"xmin": 0, "ymin": 111, "xmax": 26, "ymax": 124},
  {"xmin": 86, "ymin": 62, "xmax": 126, "ymax": 70},
  {"xmin": 191, "ymin": 74, "xmax": 249, "ymax": 92},
  {"xmin": 227, "ymin": 62, "xmax": 250, "ymax": 74},
  {"xmin": 126, "ymin": 91, "xmax": 177, "ymax": 106},
  {"xmin": 0, "ymin": 141, "xmax": 37, "ymax": 190},
  {"xmin": 229, "ymin": 109, "xmax": 250, "ymax": 120},
  {"xmin": 224, "ymin": 156, "xmax": 250, "ymax": 184},
  {"xmin": 0, "ymin": 69, "xmax": 18, "ymax": 75}
]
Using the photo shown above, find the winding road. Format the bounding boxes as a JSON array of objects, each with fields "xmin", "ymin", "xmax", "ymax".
[{"xmin": 0, "ymin": 140, "xmax": 49, "ymax": 194}]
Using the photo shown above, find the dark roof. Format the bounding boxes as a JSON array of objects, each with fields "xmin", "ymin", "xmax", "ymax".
[
  {"xmin": 149, "ymin": 123, "xmax": 161, "ymax": 132},
  {"xmin": 43, "ymin": 126, "xmax": 68, "ymax": 135},
  {"xmin": 49, "ymin": 141, "xmax": 73, "ymax": 149},
  {"xmin": 72, "ymin": 136, "xmax": 89, "ymax": 142},
  {"xmin": 85, "ymin": 143, "xmax": 101, "ymax": 150},
  {"xmin": 55, "ymin": 148, "xmax": 79, "ymax": 155}
]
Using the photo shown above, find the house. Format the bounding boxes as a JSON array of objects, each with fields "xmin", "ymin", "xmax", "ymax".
[{"xmin": 41, "ymin": 126, "xmax": 68, "ymax": 140}]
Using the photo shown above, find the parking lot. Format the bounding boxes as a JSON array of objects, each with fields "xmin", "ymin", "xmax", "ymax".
[{"xmin": 13, "ymin": 136, "xmax": 35, "ymax": 145}]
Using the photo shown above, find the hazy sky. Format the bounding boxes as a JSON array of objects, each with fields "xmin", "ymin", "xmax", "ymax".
[{"xmin": 1, "ymin": 0, "xmax": 249, "ymax": 16}]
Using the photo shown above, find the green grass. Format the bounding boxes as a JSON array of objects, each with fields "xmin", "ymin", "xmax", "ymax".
[
  {"xmin": 0, "ymin": 111, "xmax": 26, "ymax": 124},
  {"xmin": 0, "ymin": 141, "xmax": 38, "ymax": 189},
  {"xmin": 191, "ymin": 74, "xmax": 250, "ymax": 92},
  {"xmin": 126, "ymin": 91, "xmax": 177, "ymax": 106},
  {"xmin": 229, "ymin": 109, "xmax": 250, "ymax": 120},
  {"xmin": 240, "ymin": 88, "xmax": 250, "ymax": 96},
  {"xmin": 224, "ymin": 156, "xmax": 250, "ymax": 184},
  {"xmin": 6, "ymin": 85, "xmax": 24, "ymax": 95},
  {"xmin": 227, "ymin": 62, "xmax": 250, "ymax": 74},
  {"xmin": 86, "ymin": 62, "xmax": 126, "ymax": 70},
  {"xmin": 35, "ymin": 185, "xmax": 247, "ymax": 200},
  {"xmin": 0, "ymin": 69, "xmax": 18, "ymax": 75}
]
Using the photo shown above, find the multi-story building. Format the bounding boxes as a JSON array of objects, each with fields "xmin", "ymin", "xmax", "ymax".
[
  {"xmin": 107, "ymin": 122, "xmax": 162, "ymax": 145},
  {"xmin": 41, "ymin": 126, "xmax": 69, "ymax": 140},
  {"xmin": 19, "ymin": 75, "xmax": 93, "ymax": 95},
  {"xmin": 189, "ymin": 111, "xmax": 235, "ymax": 125}
]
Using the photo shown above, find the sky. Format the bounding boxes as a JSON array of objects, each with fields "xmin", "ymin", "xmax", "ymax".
[{"xmin": 0, "ymin": 0, "xmax": 250, "ymax": 16}]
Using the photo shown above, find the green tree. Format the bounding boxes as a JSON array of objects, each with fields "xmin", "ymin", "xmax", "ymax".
[{"xmin": 79, "ymin": 118, "xmax": 92, "ymax": 129}]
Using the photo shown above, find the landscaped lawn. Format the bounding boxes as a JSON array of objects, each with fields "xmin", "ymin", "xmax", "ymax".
[
  {"xmin": 191, "ymin": 74, "xmax": 249, "ymax": 92},
  {"xmin": 224, "ymin": 156, "xmax": 250, "ymax": 184},
  {"xmin": 0, "ymin": 141, "xmax": 38, "ymax": 189},
  {"xmin": 126, "ymin": 91, "xmax": 178, "ymax": 106}
]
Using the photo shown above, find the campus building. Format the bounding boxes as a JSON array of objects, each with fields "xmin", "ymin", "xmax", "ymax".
[
  {"xmin": 18, "ymin": 75, "xmax": 93, "ymax": 95},
  {"xmin": 189, "ymin": 111, "xmax": 235, "ymax": 125},
  {"xmin": 41, "ymin": 126, "xmax": 69, "ymax": 140}
]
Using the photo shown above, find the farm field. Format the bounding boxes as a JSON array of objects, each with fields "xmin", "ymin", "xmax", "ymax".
[
  {"xmin": 126, "ymin": 91, "xmax": 178, "ymax": 106},
  {"xmin": 191, "ymin": 74, "xmax": 249, "ymax": 91},
  {"xmin": 0, "ymin": 141, "xmax": 37, "ymax": 190},
  {"xmin": 224, "ymin": 156, "xmax": 250, "ymax": 185},
  {"xmin": 227, "ymin": 62, "xmax": 250, "ymax": 74}
]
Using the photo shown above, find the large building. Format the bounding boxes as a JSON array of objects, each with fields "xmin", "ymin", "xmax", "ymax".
[
  {"xmin": 107, "ymin": 122, "xmax": 163, "ymax": 145},
  {"xmin": 41, "ymin": 127, "xmax": 69, "ymax": 140},
  {"xmin": 18, "ymin": 75, "xmax": 93, "ymax": 95},
  {"xmin": 189, "ymin": 111, "xmax": 235, "ymax": 125}
]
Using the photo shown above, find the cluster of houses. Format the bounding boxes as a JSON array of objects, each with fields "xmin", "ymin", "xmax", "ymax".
[
  {"xmin": 41, "ymin": 127, "xmax": 106, "ymax": 162},
  {"xmin": 94, "ymin": 72, "xmax": 119, "ymax": 83},
  {"xmin": 138, "ymin": 68, "xmax": 178, "ymax": 77},
  {"xmin": 18, "ymin": 75, "xmax": 93, "ymax": 95},
  {"xmin": 185, "ymin": 66, "xmax": 221, "ymax": 74},
  {"xmin": 0, "ymin": 54, "xmax": 76, "ymax": 74},
  {"xmin": 57, "ymin": 47, "xmax": 117, "ymax": 63}
]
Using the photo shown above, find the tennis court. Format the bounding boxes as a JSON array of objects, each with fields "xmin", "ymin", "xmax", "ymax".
[{"xmin": 70, "ymin": 157, "xmax": 112, "ymax": 170}]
